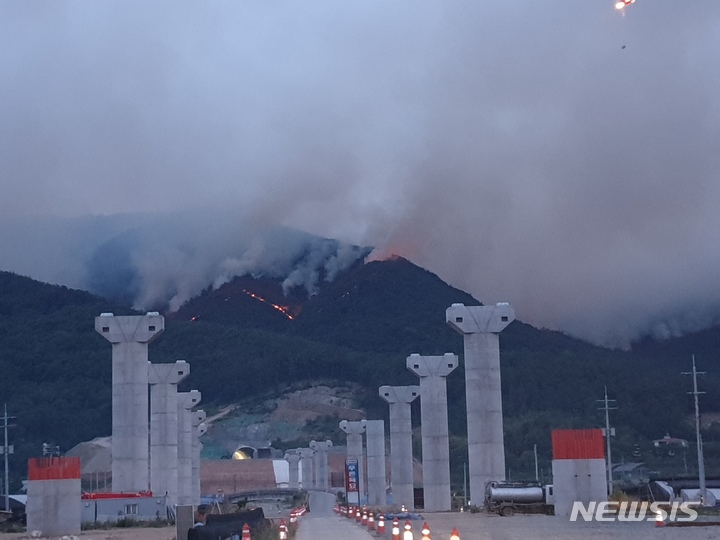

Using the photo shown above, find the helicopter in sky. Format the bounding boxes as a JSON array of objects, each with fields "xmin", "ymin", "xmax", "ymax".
[{"xmin": 615, "ymin": 0, "xmax": 635, "ymax": 9}]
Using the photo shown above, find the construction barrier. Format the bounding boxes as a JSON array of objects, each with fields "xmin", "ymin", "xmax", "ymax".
[
  {"xmin": 403, "ymin": 520, "xmax": 413, "ymax": 540},
  {"xmin": 421, "ymin": 522, "xmax": 430, "ymax": 540},
  {"xmin": 450, "ymin": 527, "xmax": 460, "ymax": 540},
  {"xmin": 377, "ymin": 514, "xmax": 386, "ymax": 535},
  {"xmin": 242, "ymin": 523, "xmax": 251, "ymax": 540},
  {"xmin": 289, "ymin": 509, "xmax": 297, "ymax": 529}
]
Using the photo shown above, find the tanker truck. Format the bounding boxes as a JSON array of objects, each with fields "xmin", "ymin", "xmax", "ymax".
[{"xmin": 484, "ymin": 481, "xmax": 555, "ymax": 517}]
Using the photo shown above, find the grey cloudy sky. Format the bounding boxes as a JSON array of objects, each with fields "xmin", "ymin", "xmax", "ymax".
[{"xmin": 1, "ymin": 1, "xmax": 719, "ymax": 347}]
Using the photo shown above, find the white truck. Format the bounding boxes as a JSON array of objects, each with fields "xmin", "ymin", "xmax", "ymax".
[{"xmin": 484, "ymin": 481, "xmax": 555, "ymax": 516}]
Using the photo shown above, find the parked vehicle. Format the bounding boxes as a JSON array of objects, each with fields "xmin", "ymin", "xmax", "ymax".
[{"xmin": 484, "ymin": 481, "xmax": 555, "ymax": 516}]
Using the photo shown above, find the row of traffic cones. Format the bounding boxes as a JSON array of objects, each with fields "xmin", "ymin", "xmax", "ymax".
[
  {"xmin": 337, "ymin": 504, "xmax": 461, "ymax": 539},
  {"xmin": 236, "ymin": 516, "xmax": 293, "ymax": 540}
]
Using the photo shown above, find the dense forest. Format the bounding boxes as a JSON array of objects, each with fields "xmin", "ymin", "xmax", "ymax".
[{"xmin": 2, "ymin": 258, "xmax": 720, "ymax": 492}]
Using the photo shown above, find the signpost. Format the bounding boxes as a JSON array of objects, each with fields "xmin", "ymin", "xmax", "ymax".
[{"xmin": 345, "ymin": 459, "xmax": 360, "ymax": 505}]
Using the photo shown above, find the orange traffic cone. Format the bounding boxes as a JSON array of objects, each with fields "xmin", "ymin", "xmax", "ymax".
[
  {"xmin": 356, "ymin": 507, "xmax": 362, "ymax": 522},
  {"xmin": 278, "ymin": 517, "xmax": 288, "ymax": 540},
  {"xmin": 377, "ymin": 514, "xmax": 386, "ymax": 534},
  {"xmin": 420, "ymin": 521, "xmax": 430, "ymax": 540},
  {"xmin": 242, "ymin": 523, "xmax": 251, "ymax": 540},
  {"xmin": 655, "ymin": 511, "xmax": 665, "ymax": 527},
  {"xmin": 362, "ymin": 508, "xmax": 368, "ymax": 526},
  {"xmin": 391, "ymin": 517, "xmax": 401, "ymax": 540},
  {"xmin": 368, "ymin": 512, "xmax": 375, "ymax": 531},
  {"xmin": 450, "ymin": 527, "xmax": 460, "ymax": 540},
  {"xmin": 403, "ymin": 520, "xmax": 413, "ymax": 540}
]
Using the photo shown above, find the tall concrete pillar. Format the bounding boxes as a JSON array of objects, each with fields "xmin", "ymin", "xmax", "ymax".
[
  {"xmin": 446, "ymin": 303, "xmax": 514, "ymax": 504},
  {"xmin": 149, "ymin": 361, "xmax": 189, "ymax": 504},
  {"xmin": 309, "ymin": 440, "xmax": 332, "ymax": 491},
  {"xmin": 285, "ymin": 451, "xmax": 301, "ymax": 490},
  {"xmin": 297, "ymin": 448, "xmax": 315, "ymax": 490},
  {"xmin": 379, "ymin": 385, "xmax": 419, "ymax": 510},
  {"xmin": 177, "ymin": 390, "xmax": 201, "ymax": 506},
  {"xmin": 365, "ymin": 420, "xmax": 387, "ymax": 507},
  {"xmin": 406, "ymin": 353, "xmax": 458, "ymax": 512},
  {"xmin": 191, "ymin": 411, "xmax": 206, "ymax": 505},
  {"xmin": 95, "ymin": 312, "xmax": 164, "ymax": 492},
  {"xmin": 339, "ymin": 420, "xmax": 366, "ymax": 502}
]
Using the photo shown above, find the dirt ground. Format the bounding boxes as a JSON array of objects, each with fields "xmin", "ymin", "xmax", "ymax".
[{"xmin": 0, "ymin": 526, "xmax": 175, "ymax": 540}]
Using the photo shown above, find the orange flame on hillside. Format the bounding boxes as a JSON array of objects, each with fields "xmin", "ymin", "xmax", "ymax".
[{"xmin": 242, "ymin": 289, "xmax": 295, "ymax": 320}]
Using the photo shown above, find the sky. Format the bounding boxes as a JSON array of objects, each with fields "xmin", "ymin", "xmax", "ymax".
[{"xmin": 1, "ymin": 1, "xmax": 719, "ymax": 348}]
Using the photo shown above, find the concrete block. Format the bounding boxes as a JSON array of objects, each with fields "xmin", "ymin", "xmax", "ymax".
[
  {"xmin": 309, "ymin": 440, "xmax": 333, "ymax": 491},
  {"xmin": 379, "ymin": 385, "xmax": 420, "ymax": 510},
  {"xmin": 552, "ymin": 458, "xmax": 608, "ymax": 517},
  {"xmin": 191, "ymin": 410, "xmax": 206, "ymax": 505},
  {"xmin": 446, "ymin": 303, "xmax": 514, "ymax": 503},
  {"xmin": 407, "ymin": 353, "xmax": 458, "ymax": 512},
  {"xmin": 27, "ymin": 479, "xmax": 81, "ymax": 536},
  {"xmin": 149, "ymin": 360, "xmax": 189, "ymax": 505},
  {"xmin": 284, "ymin": 451, "xmax": 301, "ymax": 490},
  {"xmin": 96, "ymin": 312, "xmax": 164, "ymax": 492},
  {"xmin": 365, "ymin": 419, "xmax": 387, "ymax": 506},
  {"xmin": 177, "ymin": 390, "xmax": 201, "ymax": 506},
  {"xmin": 340, "ymin": 420, "xmax": 366, "ymax": 501},
  {"xmin": 297, "ymin": 448, "xmax": 315, "ymax": 489}
]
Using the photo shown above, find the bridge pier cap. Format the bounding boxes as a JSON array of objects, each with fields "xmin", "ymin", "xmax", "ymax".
[
  {"xmin": 95, "ymin": 312, "xmax": 165, "ymax": 343},
  {"xmin": 406, "ymin": 353, "xmax": 458, "ymax": 377},
  {"xmin": 445, "ymin": 303, "xmax": 515, "ymax": 334}
]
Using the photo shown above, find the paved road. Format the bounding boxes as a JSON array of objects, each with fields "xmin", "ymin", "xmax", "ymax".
[
  {"xmin": 418, "ymin": 512, "xmax": 720, "ymax": 540},
  {"xmin": 295, "ymin": 492, "xmax": 374, "ymax": 540}
]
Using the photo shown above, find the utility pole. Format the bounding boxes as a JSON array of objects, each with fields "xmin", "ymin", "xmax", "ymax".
[
  {"xmin": 682, "ymin": 355, "xmax": 707, "ymax": 505},
  {"xmin": 1, "ymin": 403, "xmax": 15, "ymax": 513},
  {"xmin": 597, "ymin": 387, "xmax": 617, "ymax": 496},
  {"xmin": 463, "ymin": 462, "xmax": 467, "ymax": 508},
  {"xmin": 534, "ymin": 444, "xmax": 539, "ymax": 482}
]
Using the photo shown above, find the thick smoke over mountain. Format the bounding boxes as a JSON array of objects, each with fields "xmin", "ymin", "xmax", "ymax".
[
  {"xmin": 0, "ymin": 212, "xmax": 371, "ymax": 312},
  {"xmin": 1, "ymin": 2, "xmax": 720, "ymax": 347}
]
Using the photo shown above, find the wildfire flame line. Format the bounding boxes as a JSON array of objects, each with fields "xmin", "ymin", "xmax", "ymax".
[{"xmin": 242, "ymin": 289, "xmax": 294, "ymax": 320}]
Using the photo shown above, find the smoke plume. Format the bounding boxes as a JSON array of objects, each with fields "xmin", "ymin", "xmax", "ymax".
[{"xmin": 1, "ymin": 1, "xmax": 720, "ymax": 347}]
